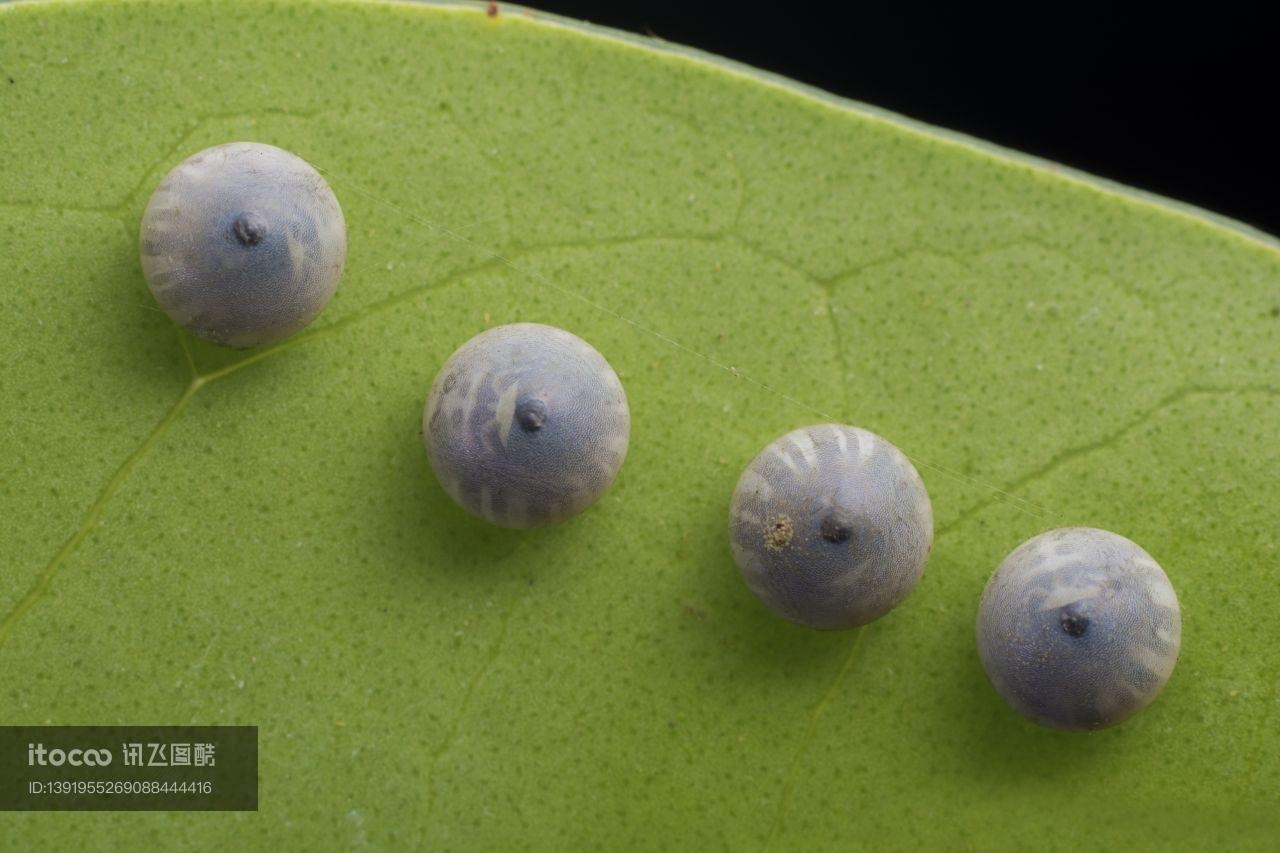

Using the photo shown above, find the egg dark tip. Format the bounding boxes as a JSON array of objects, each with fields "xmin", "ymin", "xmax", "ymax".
[
  {"xmin": 515, "ymin": 396, "xmax": 548, "ymax": 432},
  {"xmin": 232, "ymin": 212, "xmax": 268, "ymax": 246},
  {"xmin": 819, "ymin": 510, "xmax": 854, "ymax": 544},
  {"xmin": 1059, "ymin": 609, "xmax": 1090, "ymax": 638}
]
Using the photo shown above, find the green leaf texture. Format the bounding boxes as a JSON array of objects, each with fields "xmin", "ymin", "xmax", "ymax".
[{"xmin": 1, "ymin": 0, "xmax": 1277, "ymax": 848}]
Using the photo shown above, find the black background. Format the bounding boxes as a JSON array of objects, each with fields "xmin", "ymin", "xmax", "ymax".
[{"xmin": 531, "ymin": 1, "xmax": 1276, "ymax": 235}]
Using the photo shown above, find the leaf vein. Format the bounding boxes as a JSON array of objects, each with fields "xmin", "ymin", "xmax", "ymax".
[
  {"xmin": 763, "ymin": 628, "xmax": 869, "ymax": 851},
  {"xmin": 938, "ymin": 384, "xmax": 1278, "ymax": 538},
  {"xmin": 0, "ymin": 379, "xmax": 200, "ymax": 649}
]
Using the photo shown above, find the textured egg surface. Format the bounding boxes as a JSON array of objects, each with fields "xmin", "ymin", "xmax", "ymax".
[
  {"xmin": 729, "ymin": 424, "xmax": 933, "ymax": 630},
  {"xmin": 976, "ymin": 527, "xmax": 1182, "ymax": 730},
  {"xmin": 423, "ymin": 323, "xmax": 630, "ymax": 528},
  {"xmin": 139, "ymin": 141, "xmax": 346, "ymax": 348}
]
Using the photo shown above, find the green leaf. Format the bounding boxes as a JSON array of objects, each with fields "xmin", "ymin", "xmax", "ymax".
[{"xmin": 1, "ymin": 0, "xmax": 1276, "ymax": 848}]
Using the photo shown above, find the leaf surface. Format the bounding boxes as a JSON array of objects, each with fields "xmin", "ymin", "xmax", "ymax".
[{"xmin": 1, "ymin": 1, "xmax": 1277, "ymax": 848}]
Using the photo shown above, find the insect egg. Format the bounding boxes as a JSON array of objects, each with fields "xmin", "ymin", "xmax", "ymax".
[
  {"xmin": 139, "ymin": 141, "xmax": 346, "ymax": 348},
  {"xmin": 422, "ymin": 323, "xmax": 630, "ymax": 528},
  {"xmin": 728, "ymin": 424, "xmax": 933, "ymax": 629},
  {"xmin": 976, "ymin": 527, "xmax": 1182, "ymax": 730}
]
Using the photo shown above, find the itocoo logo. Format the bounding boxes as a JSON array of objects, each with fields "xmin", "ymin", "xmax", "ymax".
[{"xmin": 27, "ymin": 743, "xmax": 113, "ymax": 767}]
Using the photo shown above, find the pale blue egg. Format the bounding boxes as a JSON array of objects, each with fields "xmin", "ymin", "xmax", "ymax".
[
  {"xmin": 139, "ymin": 142, "xmax": 346, "ymax": 348},
  {"xmin": 729, "ymin": 424, "xmax": 933, "ymax": 629},
  {"xmin": 976, "ymin": 527, "xmax": 1182, "ymax": 730},
  {"xmin": 423, "ymin": 324, "xmax": 630, "ymax": 528}
]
